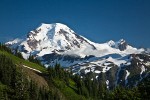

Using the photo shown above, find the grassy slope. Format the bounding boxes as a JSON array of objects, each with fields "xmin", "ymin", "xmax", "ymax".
[
  {"xmin": 0, "ymin": 50, "xmax": 89, "ymax": 100},
  {"xmin": 0, "ymin": 50, "xmax": 46, "ymax": 73},
  {"xmin": 53, "ymin": 78, "xmax": 87, "ymax": 100}
]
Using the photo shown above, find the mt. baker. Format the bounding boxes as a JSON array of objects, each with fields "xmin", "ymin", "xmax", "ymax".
[
  {"xmin": 6, "ymin": 23, "xmax": 143, "ymax": 66},
  {"xmin": 6, "ymin": 23, "xmax": 150, "ymax": 88}
]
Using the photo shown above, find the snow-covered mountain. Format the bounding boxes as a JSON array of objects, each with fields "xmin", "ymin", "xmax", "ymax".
[
  {"xmin": 6, "ymin": 23, "xmax": 150, "ymax": 88},
  {"xmin": 6, "ymin": 23, "xmax": 144, "ymax": 65},
  {"xmin": 7, "ymin": 23, "xmax": 99, "ymax": 59}
]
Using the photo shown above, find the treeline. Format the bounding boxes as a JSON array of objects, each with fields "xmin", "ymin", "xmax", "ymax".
[
  {"xmin": 0, "ymin": 43, "xmax": 12, "ymax": 53},
  {"xmin": 28, "ymin": 55, "xmax": 44, "ymax": 67},
  {"xmin": 0, "ymin": 43, "xmax": 23, "ymax": 59},
  {"xmin": 0, "ymin": 43, "xmax": 43, "ymax": 66},
  {"xmin": 47, "ymin": 64, "xmax": 150, "ymax": 100},
  {"xmin": 0, "ymin": 54, "xmax": 52, "ymax": 100}
]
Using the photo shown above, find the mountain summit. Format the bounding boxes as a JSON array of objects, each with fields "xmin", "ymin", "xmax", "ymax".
[
  {"xmin": 7, "ymin": 23, "xmax": 101, "ymax": 59},
  {"xmin": 26, "ymin": 23, "xmax": 87, "ymax": 50}
]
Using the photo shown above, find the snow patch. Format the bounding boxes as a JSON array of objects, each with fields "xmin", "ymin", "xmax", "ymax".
[
  {"xmin": 23, "ymin": 65, "xmax": 42, "ymax": 73},
  {"xmin": 125, "ymin": 70, "xmax": 130, "ymax": 85},
  {"xmin": 106, "ymin": 80, "xmax": 109, "ymax": 89},
  {"xmin": 84, "ymin": 69, "xmax": 90, "ymax": 74},
  {"xmin": 95, "ymin": 70, "xmax": 101, "ymax": 73}
]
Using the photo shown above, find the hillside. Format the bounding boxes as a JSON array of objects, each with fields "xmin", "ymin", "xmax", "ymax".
[
  {"xmin": 0, "ymin": 45, "xmax": 86, "ymax": 100},
  {"xmin": 0, "ymin": 50, "xmax": 46, "ymax": 73}
]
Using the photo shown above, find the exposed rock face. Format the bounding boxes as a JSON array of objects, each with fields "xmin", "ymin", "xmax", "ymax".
[
  {"xmin": 107, "ymin": 39, "xmax": 128, "ymax": 51},
  {"xmin": 70, "ymin": 54, "xmax": 150, "ymax": 89},
  {"xmin": 118, "ymin": 39, "xmax": 128, "ymax": 51},
  {"xmin": 42, "ymin": 53, "xmax": 95, "ymax": 67}
]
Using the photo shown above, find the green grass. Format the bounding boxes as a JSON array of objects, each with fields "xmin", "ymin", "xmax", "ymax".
[
  {"xmin": 0, "ymin": 50, "xmax": 47, "ymax": 73},
  {"xmin": 53, "ymin": 78, "xmax": 86, "ymax": 100},
  {"xmin": 69, "ymin": 79, "xmax": 78, "ymax": 90}
]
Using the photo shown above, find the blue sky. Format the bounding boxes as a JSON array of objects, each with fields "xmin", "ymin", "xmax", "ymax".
[{"xmin": 0, "ymin": 0, "xmax": 150, "ymax": 48}]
